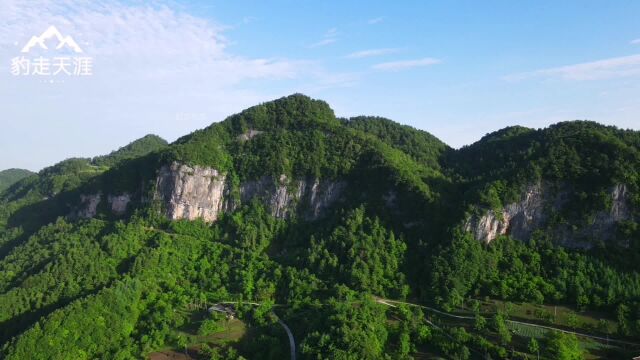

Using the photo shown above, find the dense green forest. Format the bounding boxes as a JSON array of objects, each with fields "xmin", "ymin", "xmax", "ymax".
[
  {"xmin": 0, "ymin": 95, "xmax": 638, "ymax": 359},
  {"xmin": 0, "ymin": 168, "xmax": 33, "ymax": 193},
  {"xmin": 92, "ymin": 134, "xmax": 168, "ymax": 168}
]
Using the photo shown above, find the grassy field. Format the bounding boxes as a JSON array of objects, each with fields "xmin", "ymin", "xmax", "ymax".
[{"xmin": 148, "ymin": 309, "xmax": 247, "ymax": 360}]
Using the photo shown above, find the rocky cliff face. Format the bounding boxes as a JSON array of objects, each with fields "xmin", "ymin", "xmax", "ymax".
[
  {"xmin": 465, "ymin": 183, "xmax": 633, "ymax": 246},
  {"xmin": 155, "ymin": 163, "xmax": 229, "ymax": 222},
  {"xmin": 74, "ymin": 192, "xmax": 132, "ymax": 219},
  {"xmin": 76, "ymin": 194, "xmax": 102, "ymax": 219},
  {"xmin": 154, "ymin": 162, "xmax": 346, "ymax": 222}
]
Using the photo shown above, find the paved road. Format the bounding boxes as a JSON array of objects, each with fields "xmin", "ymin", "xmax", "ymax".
[
  {"xmin": 375, "ymin": 297, "xmax": 640, "ymax": 347},
  {"xmin": 206, "ymin": 296, "xmax": 639, "ymax": 358},
  {"xmin": 276, "ymin": 316, "xmax": 296, "ymax": 360}
]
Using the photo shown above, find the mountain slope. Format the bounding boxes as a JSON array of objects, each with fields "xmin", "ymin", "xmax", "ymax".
[
  {"xmin": 0, "ymin": 169, "xmax": 34, "ymax": 194},
  {"xmin": 92, "ymin": 134, "xmax": 168, "ymax": 167},
  {"xmin": 0, "ymin": 96, "xmax": 638, "ymax": 359},
  {"xmin": 448, "ymin": 121, "xmax": 639, "ymax": 246},
  {"xmin": 0, "ymin": 135, "xmax": 168, "ymax": 232}
]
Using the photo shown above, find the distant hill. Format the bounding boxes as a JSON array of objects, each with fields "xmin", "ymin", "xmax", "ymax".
[
  {"xmin": 0, "ymin": 169, "xmax": 34, "ymax": 193},
  {"xmin": 0, "ymin": 135, "xmax": 168, "ymax": 230},
  {"xmin": 92, "ymin": 134, "xmax": 168, "ymax": 167}
]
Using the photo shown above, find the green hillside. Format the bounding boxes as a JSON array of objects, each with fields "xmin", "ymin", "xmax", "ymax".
[
  {"xmin": 0, "ymin": 95, "xmax": 638, "ymax": 360},
  {"xmin": 0, "ymin": 169, "xmax": 34, "ymax": 194},
  {"xmin": 92, "ymin": 134, "xmax": 168, "ymax": 167}
]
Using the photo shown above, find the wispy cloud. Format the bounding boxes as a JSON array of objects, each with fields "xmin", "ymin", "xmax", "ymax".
[
  {"xmin": 345, "ymin": 48, "xmax": 398, "ymax": 59},
  {"xmin": 505, "ymin": 54, "xmax": 640, "ymax": 81},
  {"xmin": 368, "ymin": 17, "xmax": 384, "ymax": 25},
  {"xmin": 372, "ymin": 57, "xmax": 441, "ymax": 71},
  {"xmin": 325, "ymin": 27, "xmax": 338, "ymax": 38},
  {"xmin": 308, "ymin": 38, "xmax": 336, "ymax": 48},
  {"xmin": 631, "ymin": 38, "xmax": 640, "ymax": 45},
  {"xmin": 0, "ymin": 0, "xmax": 353, "ymax": 170},
  {"xmin": 308, "ymin": 27, "xmax": 338, "ymax": 48},
  {"xmin": 0, "ymin": 0, "xmax": 301, "ymax": 84}
]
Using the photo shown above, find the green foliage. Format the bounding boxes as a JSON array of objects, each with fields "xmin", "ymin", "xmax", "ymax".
[
  {"xmin": 92, "ymin": 134, "xmax": 168, "ymax": 167},
  {"xmin": 429, "ymin": 232, "xmax": 640, "ymax": 325},
  {"xmin": 543, "ymin": 332, "xmax": 584, "ymax": 360},
  {"xmin": 528, "ymin": 337, "xmax": 539, "ymax": 355},
  {"xmin": 300, "ymin": 287, "xmax": 389, "ymax": 360},
  {"xmin": 0, "ymin": 168, "xmax": 34, "ymax": 193},
  {"xmin": 346, "ymin": 116, "xmax": 448, "ymax": 169},
  {"xmin": 198, "ymin": 318, "xmax": 225, "ymax": 336},
  {"xmin": 307, "ymin": 206, "xmax": 409, "ymax": 298},
  {"xmin": 0, "ymin": 95, "xmax": 639, "ymax": 359},
  {"xmin": 2, "ymin": 279, "xmax": 143, "ymax": 360},
  {"xmin": 493, "ymin": 312, "xmax": 511, "ymax": 345}
]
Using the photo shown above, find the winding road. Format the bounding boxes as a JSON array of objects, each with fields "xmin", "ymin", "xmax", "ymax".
[
  {"xmin": 375, "ymin": 297, "xmax": 640, "ymax": 347},
  {"xmin": 213, "ymin": 295, "xmax": 639, "ymax": 358},
  {"xmin": 276, "ymin": 316, "xmax": 296, "ymax": 360}
]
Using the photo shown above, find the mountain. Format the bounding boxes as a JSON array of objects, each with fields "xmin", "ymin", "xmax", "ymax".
[
  {"xmin": 0, "ymin": 135, "xmax": 167, "ymax": 231},
  {"xmin": 92, "ymin": 134, "xmax": 168, "ymax": 167},
  {"xmin": 0, "ymin": 95, "xmax": 638, "ymax": 359},
  {"xmin": 0, "ymin": 169, "xmax": 33, "ymax": 194}
]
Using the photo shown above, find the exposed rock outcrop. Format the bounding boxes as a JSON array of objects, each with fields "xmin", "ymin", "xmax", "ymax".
[
  {"xmin": 154, "ymin": 162, "xmax": 346, "ymax": 222},
  {"xmin": 74, "ymin": 193, "xmax": 132, "ymax": 218},
  {"xmin": 237, "ymin": 129, "xmax": 264, "ymax": 142},
  {"xmin": 155, "ymin": 163, "xmax": 229, "ymax": 222},
  {"xmin": 77, "ymin": 193, "xmax": 101, "ymax": 219},
  {"xmin": 108, "ymin": 194, "xmax": 131, "ymax": 215},
  {"xmin": 464, "ymin": 184, "xmax": 551, "ymax": 243},
  {"xmin": 465, "ymin": 183, "xmax": 633, "ymax": 246}
]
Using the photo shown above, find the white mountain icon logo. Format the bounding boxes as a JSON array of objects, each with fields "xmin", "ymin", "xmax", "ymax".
[{"xmin": 21, "ymin": 26, "xmax": 83, "ymax": 53}]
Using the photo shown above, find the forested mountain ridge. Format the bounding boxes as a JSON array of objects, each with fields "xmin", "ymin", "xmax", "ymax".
[
  {"xmin": 0, "ymin": 169, "xmax": 33, "ymax": 194},
  {"xmin": 91, "ymin": 134, "xmax": 168, "ymax": 167},
  {"xmin": 0, "ymin": 134, "xmax": 167, "ymax": 231},
  {"xmin": 0, "ymin": 94, "xmax": 638, "ymax": 359}
]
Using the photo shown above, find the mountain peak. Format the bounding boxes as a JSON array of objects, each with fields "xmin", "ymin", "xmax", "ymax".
[
  {"xmin": 0, "ymin": 168, "xmax": 34, "ymax": 193},
  {"xmin": 92, "ymin": 134, "xmax": 168, "ymax": 167},
  {"xmin": 224, "ymin": 93, "xmax": 338, "ymax": 132}
]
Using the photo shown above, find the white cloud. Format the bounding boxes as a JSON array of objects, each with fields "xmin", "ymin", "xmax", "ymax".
[
  {"xmin": 372, "ymin": 57, "xmax": 441, "ymax": 71},
  {"xmin": 631, "ymin": 39, "xmax": 640, "ymax": 45},
  {"xmin": 505, "ymin": 54, "xmax": 640, "ymax": 81},
  {"xmin": 0, "ymin": 0, "xmax": 301, "ymax": 85},
  {"xmin": 345, "ymin": 48, "xmax": 398, "ymax": 59},
  {"xmin": 367, "ymin": 17, "xmax": 384, "ymax": 25},
  {"xmin": 0, "ymin": 0, "xmax": 350, "ymax": 170}
]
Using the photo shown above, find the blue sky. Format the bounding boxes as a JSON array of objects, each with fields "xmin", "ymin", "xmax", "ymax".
[{"xmin": 1, "ymin": 0, "xmax": 639, "ymax": 170}]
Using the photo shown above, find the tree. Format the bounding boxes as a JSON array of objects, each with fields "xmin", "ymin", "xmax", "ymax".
[
  {"xmin": 475, "ymin": 313, "xmax": 487, "ymax": 331},
  {"xmin": 528, "ymin": 338, "xmax": 540, "ymax": 360},
  {"xmin": 493, "ymin": 312, "xmax": 511, "ymax": 345},
  {"xmin": 616, "ymin": 303, "xmax": 630, "ymax": 336},
  {"xmin": 176, "ymin": 334, "xmax": 188, "ymax": 355},
  {"xmin": 596, "ymin": 319, "xmax": 610, "ymax": 334},
  {"xmin": 566, "ymin": 312, "xmax": 579, "ymax": 329},
  {"xmin": 544, "ymin": 332, "xmax": 584, "ymax": 360}
]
